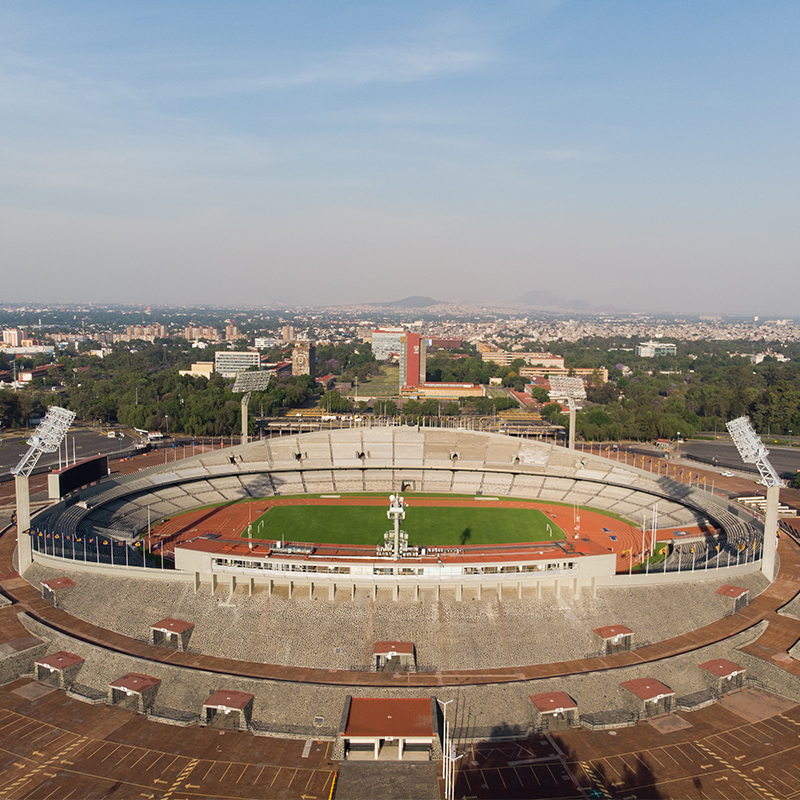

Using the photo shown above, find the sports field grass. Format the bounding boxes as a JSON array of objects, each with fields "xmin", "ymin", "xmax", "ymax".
[{"xmin": 247, "ymin": 505, "xmax": 565, "ymax": 547}]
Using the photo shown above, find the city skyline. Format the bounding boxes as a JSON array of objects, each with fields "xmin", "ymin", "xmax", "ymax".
[{"xmin": 2, "ymin": 1, "xmax": 798, "ymax": 315}]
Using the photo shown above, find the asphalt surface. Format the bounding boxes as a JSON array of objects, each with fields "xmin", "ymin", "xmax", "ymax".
[
  {"xmin": 681, "ymin": 440, "xmax": 800, "ymax": 480},
  {"xmin": 0, "ymin": 428, "xmax": 133, "ymax": 479}
]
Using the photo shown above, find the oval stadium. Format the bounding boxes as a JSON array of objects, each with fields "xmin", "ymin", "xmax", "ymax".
[{"xmin": 2, "ymin": 425, "xmax": 800, "ymax": 800}]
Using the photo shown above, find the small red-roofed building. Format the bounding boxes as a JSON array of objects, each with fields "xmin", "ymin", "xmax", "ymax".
[
  {"xmin": 715, "ymin": 585, "xmax": 749, "ymax": 612},
  {"xmin": 529, "ymin": 691, "xmax": 578, "ymax": 732},
  {"xmin": 34, "ymin": 651, "xmax": 84, "ymax": 688},
  {"xmin": 621, "ymin": 678, "xmax": 675, "ymax": 717},
  {"xmin": 41, "ymin": 577, "xmax": 76, "ymax": 607},
  {"xmin": 593, "ymin": 624, "xmax": 633, "ymax": 655},
  {"xmin": 202, "ymin": 690, "xmax": 254, "ymax": 730},
  {"xmin": 699, "ymin": 659, "xmax": 745, "ymax": 692},
  {"xmin": 109, "ymin": 673, "xmax": 161, "ymax": 713},
  {"xmin": 334, "ymin": 696, "xmax": 441, "ymax": 762},
  {"xmin": 150, "ymin": 618, "xmax": 194, "ymax": 651},
  {"xmin": 372, "ymin": 641, "xmax": 416, "ymax": 672}
]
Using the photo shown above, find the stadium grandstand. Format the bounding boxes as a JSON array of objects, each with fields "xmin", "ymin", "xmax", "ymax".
[{"xmin": 3, "ymin": 424, "xmax": 798, "ymax": 780}]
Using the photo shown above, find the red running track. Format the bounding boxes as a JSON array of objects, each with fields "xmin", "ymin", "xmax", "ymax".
[{"xmin": 148, "ymin": 496, "xmax": 715, "ymax": 573}]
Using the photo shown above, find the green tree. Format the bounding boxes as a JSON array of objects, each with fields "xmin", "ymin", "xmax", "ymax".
[{"xmin": 322, "ymin": 390, "xmax": 351, "ymax": 413}]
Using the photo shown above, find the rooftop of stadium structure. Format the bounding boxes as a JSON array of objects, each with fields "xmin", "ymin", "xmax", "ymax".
[{"xmin": 174, "ymin": 533, "xmax": 610, "ymax": 564}]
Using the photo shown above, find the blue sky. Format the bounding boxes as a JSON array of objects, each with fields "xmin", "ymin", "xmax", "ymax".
[{"xmin": 1, "ymin": 1, "xmax": 798, "ymax": 314}]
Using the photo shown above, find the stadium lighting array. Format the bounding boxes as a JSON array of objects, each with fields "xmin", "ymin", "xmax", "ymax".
[
  {"xmin": 232, "ymin": 370, "xmax": 273, "ymax": 395},
  {"xmin": 12, "ymin": 406, "xmax": 76, "ymax": 478},
  {"xmin": 726, "ymin": 415, "xmax": 781, "ymax": 582},
  {"xmin": 726, "ymin": 416, "xmax": 782, "ymax": 487},
  {"xmin": 232, "ymin": 370, "xmax": 273, "ymax": 445},
  {"xmin": 547, "ymin": 375, "xmax": 586, "ymax": 451},
  {"xmin": 12, "ymin": 406, "xmax": 76, "ymax": 574}
]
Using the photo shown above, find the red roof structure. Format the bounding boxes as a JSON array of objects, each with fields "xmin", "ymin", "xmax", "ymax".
[
  {"xmin": 110, "ymin": 673, "xmax": 161, "ymax": 693},
  {"xmin": 150, "ymin": 618, "xmax": 194, "ymax": 634},
  {"xmin": 699, "ymin": 659, "xmax": 743, "ymax": 678},
  {"xmin": 373, "ymin": 641, "xmax": 414, "ymax": 655},
  {"xmin": 42, "ymin": 577, "xmax": 76, "ymax": 591},
  {"xmin": 621, "ymin": 678, "xmax": 674, "ymax": 702},
  {"xmin": 344, "ymin": 698, "xmax": 433, "ymax": 739},
  {"xmin": 204, "ymin": 690, "xmax": 254, "ymax": 710},
  {"xmin": 593, "ymin": 625, "xmax": 633, "ymax": 640},
  {"xmin": 715, "ymin": 585, "xmax": 747, "ymax": 599},
  {"xmin": 529, "ymin": 692, "xmax": 577, "ymax": 714},
  {"xmin": 36, "ymin": 651, "xmax": 84, "ymax": 670}
]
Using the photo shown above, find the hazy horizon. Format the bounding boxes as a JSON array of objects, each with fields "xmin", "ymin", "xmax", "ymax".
[{"xmin": 2, "ymin": 2, "xmax": 798, "ymax": 316}]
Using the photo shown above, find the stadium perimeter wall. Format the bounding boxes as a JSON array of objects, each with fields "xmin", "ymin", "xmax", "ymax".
[{"xmin": 26, "ymin": 546, "xmax": 763, "ymax": 594}]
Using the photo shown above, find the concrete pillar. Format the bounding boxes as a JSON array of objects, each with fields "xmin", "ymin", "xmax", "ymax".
[
  {"xmin": 456, "ymin": 584, "xmax": 463, "ymax": 601},
  {"xmin": 555, "ymin": 579, "xmax": 561, "ymax": 598},
  {"xmin": 240, "ymin": 395, "xmax": 249, "ymax": 446},
  {"xmin": 374, "ymin": 740, "xmax": 380, "ymax": 760},
  {"xmin": 517, "ymin": 581, "xmax": 522, "ymax": 599},
  {"xmin": 229, "ymin": 575, "xmax": 236, "ymax": 597},
  {"xmin": 288, "ymin": 581, "xmax": 293, "ymax": 599},
  {"xmin": 393, "ymin": 584, "xmax": 399, "ymax": 602},
  {"xmin": 537, "ymin": 581, "xmax": 542, "ymax": 599},
  {"xmin": 568, "ymin": 407, "xmax": 576, "ymax": 451},
  {"xmin": 14, "ymin": 475, "xmax": 32, "ymax": 573},
  {"xmin": 329, "ymin": 583, "xmax": 335, "ymax": 601},
  {"xmin": 477, "ymin": 583, "xmax": 482, "ymax": 601},
  {"xmin": 211, "ymin": 573, "xmax": 217, "ymax": 593},
  {"xmin": 573, "ymin": 577, "xmax": 580, "ymax": 598},
  {"xmin": 268, "ymin": 579, "xmax": 274, "ymax": 597},
  {"xmin": 248, "ymin": 577, "xmax": 254, "ymax": 596},
  {"xmin": 351, "ymin": 584, "xmax": 356, "ymax": 601},
  {"xmin": 497, "ymin": 582, "xmax": 502, "ymax": 601},
  {"xmin": 762, "ymin": 484, "xmax": 780, "ymax": 582},
  {"xmin": 414, "ymin": 584, "xmax": 419, "ymax": 601},
  {"xmin": 591, "ymin": 576, "xmax": 597, "ymax": 599},
  {"xmin": 398, "ymin": 738, "xmax": 404, "ymax": 760},
  {"xmin": 309, "ymin": 582, "xmax": 314, "ymax": 599},
  {"xmin": 372, "ymin": 584, "xmax": 377, "ymax": 601},
  {"xmin": 436, "ymin": 584, "xmax": 441, "ymax": 601},
  {"xmin": 193, "ymin": 571, "xmax": 200, "ymax": 593}
]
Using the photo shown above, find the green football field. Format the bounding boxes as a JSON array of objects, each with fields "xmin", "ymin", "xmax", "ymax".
[{"xmin": 246, "ymin": 504, "xmax": 565, "ymax": 547}]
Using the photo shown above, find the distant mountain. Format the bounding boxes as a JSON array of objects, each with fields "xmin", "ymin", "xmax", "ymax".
[
  {"xmin": 518, "ymin": 290, "xmax": 567, "ymax": 308},
  {"xmin": 516, "ymin": 290, "xmax": 614, "ymax": 313},
  {"xmin": 383, "ymin": 296, "xmax": 440, "ymax": 308}
]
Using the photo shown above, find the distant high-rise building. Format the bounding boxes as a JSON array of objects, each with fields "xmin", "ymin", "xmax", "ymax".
[
  {"xmin": 184, "ymin": 326, "xmax": 221, "ymax": 342},
  {"xmin": 126, "ymin": 324, "xmax": 167, "ymax": 342},
  {"xmin": 635, "ymin": 341, "xmax": 677, "ymax": 358},
  {"xmin": 399, "ymin": 333, "xmax": 426, "ymax": 390},
  {"xmin": 225, "ymin": 324, "xmax": 242, "ymax": 341},
  {"xmin": 371, "ymin": 327, "xmax": 405, "ymax": 360},
  {"xmin": 478, "ymin": 348, "xmax": 564, "ymax": 369},
  {"xmin": 2, "ymin": 329, "xmax": 24, "ymax": 347},
  {"xmin": 214, "ymin": 350, "xmax": 260, "ymax": 378},
  {"xmin": 282, "ymin": 325, "xmax": 295, "ymax": 342},
  {"xmin": 292, "ymin": 343, "xmax": 315, "ymax": 378}
]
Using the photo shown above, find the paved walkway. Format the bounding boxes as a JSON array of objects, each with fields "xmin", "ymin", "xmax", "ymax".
[{"xmin": 2, "ymin": 523, "xmax": 800, "ymax": 688}]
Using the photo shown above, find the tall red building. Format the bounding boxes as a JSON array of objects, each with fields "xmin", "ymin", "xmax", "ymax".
[{"xmin": 399, "ymin": 333, "xmax": 426, "ymax": 390}]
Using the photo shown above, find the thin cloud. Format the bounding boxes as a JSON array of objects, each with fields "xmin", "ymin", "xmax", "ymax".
[{"xmin": 199, "ymin": 44, "xmax": 492, "ymax": 96}]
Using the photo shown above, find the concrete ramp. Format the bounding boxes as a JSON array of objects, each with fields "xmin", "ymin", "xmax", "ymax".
[{"xmin": 334, "ymin": 761, "xmax": 439, "ymax": 800}]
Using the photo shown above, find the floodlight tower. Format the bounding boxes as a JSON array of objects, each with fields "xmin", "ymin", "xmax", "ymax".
[
  {"xmin": 726, "ymin": 416, "xmax": 783, "ymax": 581},
  {"xmin": 387, "ymin": 494, "xmax": 406, "ymax": 561},
  {"xmin": 11, "ymin": 407, "xmax": 76, "ymax": 572},
  {"xmin": 232, "ymin": 370, "xmax": 273, "ymax": 445},
  {"xmin": 547, "ymin": 375, "xmax": 587, "ymax": 451}
]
